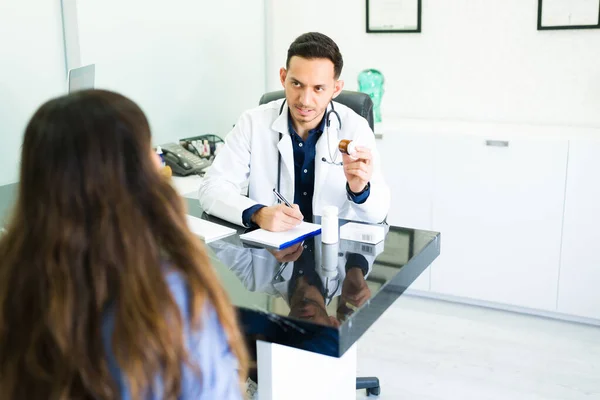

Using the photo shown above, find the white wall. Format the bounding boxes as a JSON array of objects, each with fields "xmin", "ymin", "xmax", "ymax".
[
  {"xmin": 77, "ymin": 0, "xmax": 267, "ymax": 145},
  {"xmin": 0, "ymin": 0, "xmax": 66, "ymax": 185},
  {"xmin": 266, "ymin": 0, "xmax": 600, "ymax": 128}
]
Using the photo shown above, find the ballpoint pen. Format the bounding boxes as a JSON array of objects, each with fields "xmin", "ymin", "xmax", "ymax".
[{"xmin": 272, "ymin": 188, "xmax": 292, "ymax": 208}]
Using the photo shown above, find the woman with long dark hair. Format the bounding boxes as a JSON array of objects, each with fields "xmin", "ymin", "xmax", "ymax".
[{"xmin": 0, "ymin": 89, "xmax": 248, "ymax": 399}]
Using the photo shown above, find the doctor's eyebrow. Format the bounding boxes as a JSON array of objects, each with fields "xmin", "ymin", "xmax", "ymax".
[
  {"xmin": 290, "ymin": 78, "xmax": 305, "ymax": 86},
  {"xmin": 289, "ymin": 78, "xmax": 328, "ymax": 90}
]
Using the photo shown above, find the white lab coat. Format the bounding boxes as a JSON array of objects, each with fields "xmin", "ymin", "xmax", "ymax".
[{"xmin": 198, "ymin": 98, "xmax": 391, "ymax": 227}]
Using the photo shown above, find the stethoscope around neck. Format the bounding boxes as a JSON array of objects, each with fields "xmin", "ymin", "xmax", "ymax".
[{"xmin": 276, "ymin": 100, "xmax": 343, "ymax": 195}]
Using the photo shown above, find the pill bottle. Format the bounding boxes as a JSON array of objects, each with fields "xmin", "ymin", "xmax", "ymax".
[
  {"xmin": 321, "ymin": 205, "xmax": 339, "ymax": 244},
  {"xmin": 338, "ymin": 139, "xmax": 357, "ymax": 158}
]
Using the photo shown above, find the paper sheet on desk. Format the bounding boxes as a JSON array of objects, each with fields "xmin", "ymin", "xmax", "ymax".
[
  {"xmin": 239, "ymin": 221, "xmax": 321, "ymax": 249},
  {"xmin": 186, "ymin": 215, "xmax": 236, "ymax": 243},
  {"xmin": 340, "ymin": 222, "xmax": 385, "ymax": 244}
]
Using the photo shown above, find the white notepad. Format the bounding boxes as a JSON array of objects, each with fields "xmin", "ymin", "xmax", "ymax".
[
  {"xmin": 239, "ymin": 221, "xmax": 321, "ymax": 249},
  {"xmin": 186, "ymin": 215, "xmax": 237, "ymax": 243}
]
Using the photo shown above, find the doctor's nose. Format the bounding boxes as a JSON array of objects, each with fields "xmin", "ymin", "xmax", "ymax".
[{"xmin": 300, "ymin": 89, "xmax": 312, "ymax": 106}]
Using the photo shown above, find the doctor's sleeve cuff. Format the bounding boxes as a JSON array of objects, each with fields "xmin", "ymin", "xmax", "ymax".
[
  {"xmin": 346, "ymin": 182, "xmax": 371, "ymax": 204},
  {"xmin": 242, "ymin": 204, "xmax": 266, "ymax": 228},
  {"xmin": 345, "ymin": 253, "xmax": 369, "ymax": 276}
]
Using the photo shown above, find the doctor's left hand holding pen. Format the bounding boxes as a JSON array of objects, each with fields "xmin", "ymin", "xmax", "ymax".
[{"xmin": 249, "ymin": 189, "xmax": 303, "ymax": 232}]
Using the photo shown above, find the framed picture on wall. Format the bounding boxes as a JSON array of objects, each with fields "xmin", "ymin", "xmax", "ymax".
[
  {"xmin": 538, "ymin": 0, "xmax": 600, "ymax": 30},
  {"xmin": 366, "ymin": 0, "xmax": 422, "ymax": 33}
]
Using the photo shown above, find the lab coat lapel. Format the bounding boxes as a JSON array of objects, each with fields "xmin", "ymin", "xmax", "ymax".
[{"xmin": 272, "ymin": 101, "xmax": 294, "ymax": 199}]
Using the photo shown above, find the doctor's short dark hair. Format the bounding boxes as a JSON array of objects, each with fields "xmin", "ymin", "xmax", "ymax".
[{"xmin": 286, "ymin": 32, "xmax": 344, "ymax": 79}]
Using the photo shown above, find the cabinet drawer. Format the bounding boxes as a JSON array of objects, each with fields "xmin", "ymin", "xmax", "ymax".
[{"xmin": 430, "ymin": 135, "xmax": 568, "ymax": 311}]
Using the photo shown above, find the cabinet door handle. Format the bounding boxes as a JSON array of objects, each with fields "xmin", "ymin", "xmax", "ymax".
[{"xmin": 485, "ymin": 140, "xmax": 509, "ymax": 147}]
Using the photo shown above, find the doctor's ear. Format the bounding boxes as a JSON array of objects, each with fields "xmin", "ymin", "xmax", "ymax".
[
  {"xmin": 279, "ymin": 68, "xmax": 287, "ymax": 87},
  {"xmin": 332, "ymin": 79, "xmax": 344, "ymax": 99}
]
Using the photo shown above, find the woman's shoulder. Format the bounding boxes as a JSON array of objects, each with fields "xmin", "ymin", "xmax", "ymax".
[
  {"xmin": 164, "ymin": 270, "xmax": 215, "ymax": 324},
  {"xmin": 163, "ymin": 269, "xmax": 229, "ymax": 354},
  {"xmin": 165, "ymin": 271, "xmax": 242, "ymax": 399},
  {"xmin": 164, "ymin": 269, "xmax": 190, "ymax": 311},
  {"xmin": 103, "ymin": 269, "xmax": 242, "ymax": 399}
]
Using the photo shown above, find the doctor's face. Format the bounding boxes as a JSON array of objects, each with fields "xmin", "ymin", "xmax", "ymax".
[{"xmin": 280, "ymin": 56, "xmax": 344, "ymax": 130}]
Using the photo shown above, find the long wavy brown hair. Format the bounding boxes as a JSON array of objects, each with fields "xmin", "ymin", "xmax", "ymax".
[{"xmin": 0, "ymin": 89, "xmax": 247, "ymax": 399}]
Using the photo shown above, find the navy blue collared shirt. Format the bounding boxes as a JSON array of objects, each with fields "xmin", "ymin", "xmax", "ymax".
[
  {"xmin": 242, "ymin": 111, "xmax": 371, "ymax": 226},
  {"xmin": 288, "ymin": 111, "xmax": 325, "ymax": 222}
]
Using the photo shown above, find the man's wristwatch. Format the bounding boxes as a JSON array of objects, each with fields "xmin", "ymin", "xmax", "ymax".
[{"xmin": 347, "ymin": 182, "xmax": 370, "ymax": 197}]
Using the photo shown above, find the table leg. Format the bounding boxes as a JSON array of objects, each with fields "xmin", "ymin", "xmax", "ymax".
[{"xmin": 256, "ymin": 340, "xmax": 357, "ymax": 400}]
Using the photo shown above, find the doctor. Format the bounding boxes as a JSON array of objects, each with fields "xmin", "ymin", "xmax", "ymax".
[{"xmin": 199, "ymin": 32, "xmax": 390, "ymax": 231}]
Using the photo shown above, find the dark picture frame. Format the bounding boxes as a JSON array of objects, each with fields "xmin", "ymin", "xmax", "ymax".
[
  {"xmin": 537, "ymin": 0, "xmax": 600, "ymax": 30},
  {"xmin": 366, "ymin": 0, "xmax": 422, "ymax": 33}
]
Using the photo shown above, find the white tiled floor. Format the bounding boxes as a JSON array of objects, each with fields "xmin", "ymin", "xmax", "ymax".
[{"xmin": 356, "ymin": 296, "xmax": 600, "ymax": 400}]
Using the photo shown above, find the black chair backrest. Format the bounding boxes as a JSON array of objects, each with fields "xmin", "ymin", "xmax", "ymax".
[{"xmin": 258, "ymin": 90, "xmax": 375, "ymax": 131}]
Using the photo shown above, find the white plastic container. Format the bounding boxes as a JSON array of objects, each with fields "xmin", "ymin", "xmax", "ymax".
[
  {"xmin": 321, "ymin": 205, "xmax": 339, "ymax": 244},
  {"xmin": 321, "ymin": 242, "xmax": 339, "ymax": 275}
]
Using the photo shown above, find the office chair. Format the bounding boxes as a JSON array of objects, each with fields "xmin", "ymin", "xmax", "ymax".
[{"xmin": 259, "ymin": 90, "xmax": 381, "ymax": 397}]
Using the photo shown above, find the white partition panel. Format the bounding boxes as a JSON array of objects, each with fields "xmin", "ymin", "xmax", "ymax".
[
  {"xmin": 76, "ymin": 0, "xmax": 266, "ymax": 145},
  {"xmin": 0, "ymin": 1, "xmax": 66, "ymax": 185}
]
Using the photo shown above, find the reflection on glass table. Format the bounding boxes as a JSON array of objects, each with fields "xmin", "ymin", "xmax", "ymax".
[
  {"xmin": 209, "ymin": 235, "xmax": 384, "ymax": 331},
  {"xmin": 195, "ymin": 203, "xmax": 440, "ymax": 359}
]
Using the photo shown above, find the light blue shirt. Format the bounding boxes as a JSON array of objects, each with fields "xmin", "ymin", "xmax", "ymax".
[{"xmin": 102, "ymin": 271, "xmax": 242, "ymax": 399}]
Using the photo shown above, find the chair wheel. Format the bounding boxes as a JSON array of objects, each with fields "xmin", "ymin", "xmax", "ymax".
[{"xmin": 367, "ymin": 386, "xmax": 381, "ymax": 396}]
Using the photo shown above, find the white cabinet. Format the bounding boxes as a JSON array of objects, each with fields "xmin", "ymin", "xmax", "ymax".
[
  {"xmin": 558, "ymin": 140, "xmax": 600, "ymax": 320},
  {"xmin": 430, "ymin": 134, "xmax": 568, "ymax": 311},
  {"xmin": 377, "ymin": 133, "xmax": 434, "ymax": 291},
  {"xmin": 377, "ymin": 133, "xmax": 433, "ymax": 231}
]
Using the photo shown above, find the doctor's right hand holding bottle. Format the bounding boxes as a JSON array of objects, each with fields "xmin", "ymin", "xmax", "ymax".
[{"xmin": 339, "ymin": 140, "xmax": 373, "ymax": 195}]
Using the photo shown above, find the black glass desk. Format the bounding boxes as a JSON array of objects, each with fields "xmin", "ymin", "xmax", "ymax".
[
  {"xmin": 1, "ymin": 183, "xmax": 440, "ymax": 399},
  {"xmin": 187, "ymin": 198, "xmax": 440, "ymax": 399},
  {"xmin": 187, "ymin": 200, "xmax": 440, "ymax": 356}
]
